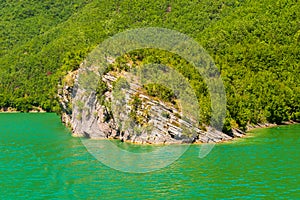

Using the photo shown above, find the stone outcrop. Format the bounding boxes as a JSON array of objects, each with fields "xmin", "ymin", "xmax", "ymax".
[{"xmin": 58, "ymin": 70, "xmax": 235, "ymax": 144}]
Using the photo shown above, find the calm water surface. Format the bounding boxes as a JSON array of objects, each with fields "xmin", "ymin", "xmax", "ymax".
[{"xmin": 0, "ymin": 113, "xmax": 299, "ymax": 199}]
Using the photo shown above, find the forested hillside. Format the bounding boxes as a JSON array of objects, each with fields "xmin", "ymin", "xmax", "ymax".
[{"xmin": 1, "ymin": 0, "xmax": 299, "ymax": 131}]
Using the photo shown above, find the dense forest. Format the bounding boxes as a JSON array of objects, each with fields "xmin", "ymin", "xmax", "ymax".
[{"xmin": 0, "ymin": 0, "xmax": 299, "ymax": 132}]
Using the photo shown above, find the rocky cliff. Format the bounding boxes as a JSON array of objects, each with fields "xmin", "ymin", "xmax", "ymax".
[{"xmin": 58, "ymin": 69, "xmax": 241, "ymax": 144}]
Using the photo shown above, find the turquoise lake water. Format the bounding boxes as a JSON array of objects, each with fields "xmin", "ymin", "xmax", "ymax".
[{"xmin": 0, "ymin": 113, "xmax": 299, "ymax": 199}]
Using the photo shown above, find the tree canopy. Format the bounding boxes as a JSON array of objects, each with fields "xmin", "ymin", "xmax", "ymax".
[{"xmin": 0, "ymin": 0, "xmax": 299, "ymax": 131}]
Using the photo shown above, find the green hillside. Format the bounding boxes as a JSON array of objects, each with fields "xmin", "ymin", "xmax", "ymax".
[{"xmin": 1, "ymin": 0, "xmax": 299, "ymax": 131}]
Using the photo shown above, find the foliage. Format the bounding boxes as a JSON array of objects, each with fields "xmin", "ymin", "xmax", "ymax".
[
  {"xmin": 143, "ymin": 83, "xmax": 176, "ymax": 104},
  {"xmin": 96, "ymin": 80, "xmax": 108, "ymax": 105},
  {"xmin": 0, "ymin": 0, "xmax": 299, "ymax": 132},
  {"xmin": 129, "ymin": 95, "xmax": 143, "ymax": 125}
]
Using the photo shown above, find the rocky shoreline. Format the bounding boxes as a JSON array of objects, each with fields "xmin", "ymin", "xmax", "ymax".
[
  {"xmin": 0, "ymin": 104, "xmax": 297, "ymax": 144},
  {"xmin": 0, "ymin": 107, "xmax": 46, "ymax": 113},
  {"xmin": 57, "ymin": 69, "xmax": 297, "ymax": 145},
  {"xmin": 58, "ymin": 69, "xmax": 242, "ymax": 144},
  {"xmin": 246, "ymin": 121, "xmax": 299, "ymax": 131},
  {"xmin": 1, "ymin": 68, "xmax": 298, "ymax": 145}
]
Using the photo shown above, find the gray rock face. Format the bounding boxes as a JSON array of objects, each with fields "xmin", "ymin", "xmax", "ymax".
[{"xmin": 58, "ymin": 71, "xmax": 234, "ymax": 144}]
